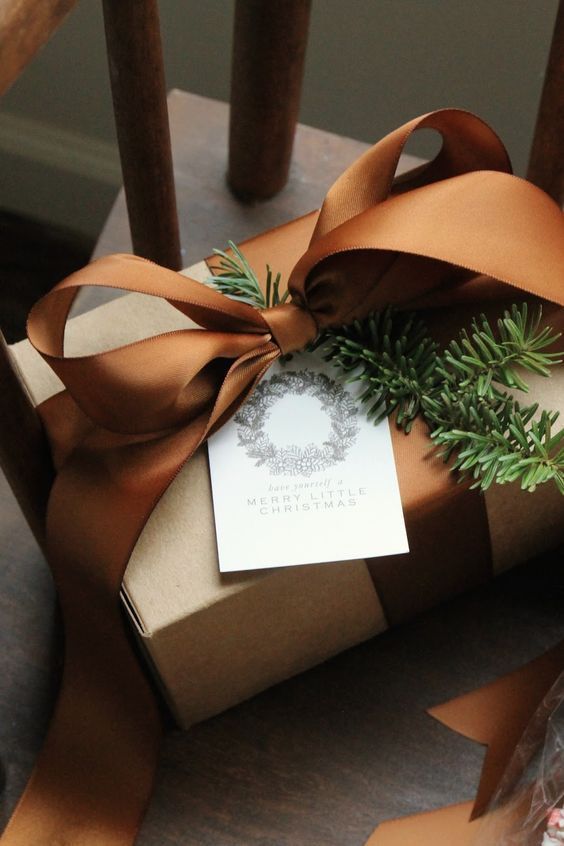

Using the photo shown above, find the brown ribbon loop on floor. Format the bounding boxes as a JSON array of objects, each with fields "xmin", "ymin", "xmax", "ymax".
[{"xmin": 3, "ymin": 108, "xmax": 564, "ymax": 846}]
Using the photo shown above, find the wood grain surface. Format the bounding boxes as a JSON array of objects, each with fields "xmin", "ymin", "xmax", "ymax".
[
  {"xmin": 1, "ymin": 91, "xmax": 563, "ymax": 845},
  {"xmin": 102, "ymin": 0, "xmax": 182, "ymax": 269},
  {"xmin": 228, "ymin": 0, "xmax": 312, "ymax": 199},
  {"xmin": 527, "ymin": 0, "xmax": 563, "ymax": 205}
]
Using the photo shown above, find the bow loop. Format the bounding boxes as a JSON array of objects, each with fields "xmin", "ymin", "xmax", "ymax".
[
  {"xmin": 290, "ymin": 170, "xmax": 564, "ymax": 318},
  {"xmin": 27, "ymin": 254, "xmax": 281, "ymax": 437},
  {"xmin": 310, "ymin": 108, "xmax": 512, "ymax": 243},
  {"xmin": 27, "ymin": 110, "xmax": 564, "ymax": 446}
]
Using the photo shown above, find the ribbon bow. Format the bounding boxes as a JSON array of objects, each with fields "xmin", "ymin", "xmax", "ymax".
[{"xmin": 4, "ymin": 109, "xmax": 564, "ymax": 846}]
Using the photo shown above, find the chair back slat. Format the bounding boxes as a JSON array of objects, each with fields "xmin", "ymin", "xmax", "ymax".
[
  {"xmin": 102, "ymin": 0, "xmax": 182, "ymax": 269},
  {"xmin": 228, "ymin": 0, "xmax": 312, "ymax": 199},
  {"xmin": 527, "ymin": 0, "xmax": 563, "ymax": 205}
]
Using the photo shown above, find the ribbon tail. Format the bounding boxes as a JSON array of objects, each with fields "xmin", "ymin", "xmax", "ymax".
[
  {"xmin": 363, "ymin": 641, "xmax": 564, "ymax": 846},
  {"xmin": 363, "ymin": 801, "xmax": 478, "ymax": 846},
  {"xmin": 2, "ymin": 320, "xmax": 279, "ymax": 846},
  {"xmin": 1, "ymin": 593, "xmax": 162, "ymax": 846},
  {"xmin": 429, "ymin": 639, "xmax": 564, "ymax": 820},
  {"xmin": 1, "ymin": 416, "xmax": 209, "ymax": 846}
]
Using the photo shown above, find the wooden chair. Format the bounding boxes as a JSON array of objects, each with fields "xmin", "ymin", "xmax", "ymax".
[{"xmin": 0, "ymin": 2, "xmax": 562, "ymax": 843}]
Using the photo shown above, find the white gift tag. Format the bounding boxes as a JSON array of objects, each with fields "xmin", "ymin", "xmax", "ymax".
[{"xmin": 207, "ymin": 352, "xmax": 409, "ymax": 572}]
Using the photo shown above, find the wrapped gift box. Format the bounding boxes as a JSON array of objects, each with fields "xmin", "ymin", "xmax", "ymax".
[{"xmin": 10, "ymin": 212, "xmax": 564, "ymax": 728}]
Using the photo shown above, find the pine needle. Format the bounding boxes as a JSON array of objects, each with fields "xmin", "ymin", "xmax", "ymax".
[{"xmin": 206, "ymin": 245, "xmax": 564, "ymax": 494}]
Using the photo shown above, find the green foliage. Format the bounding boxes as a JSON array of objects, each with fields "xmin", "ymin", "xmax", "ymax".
[
  {"xmin": 207, "ymin": 241, "xmax": 288, "ymax": 309},
  {"xmin": 207, "ymin": 245, "xmax": 564, "ymax": 494},
  {"xmin": 315, "ymin": 308, "xmax": 439, "ymax": 434},
  {"xmin": 430, "ymin": 403, "xmax": 564, "ymax": 494},
  {"xmin": 322, "ymin": 304, "xmax": 564, "ymax": 493}
]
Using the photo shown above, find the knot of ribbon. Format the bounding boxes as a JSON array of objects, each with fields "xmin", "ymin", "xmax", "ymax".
[{"xmin": 5, "ymin": 108, "xmax": 564, "ymax": 846}]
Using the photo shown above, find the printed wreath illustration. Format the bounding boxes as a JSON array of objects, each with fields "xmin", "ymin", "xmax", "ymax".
[{"xmin": 234, "ymin": 369, "xmax": 360, "ymax": 477}]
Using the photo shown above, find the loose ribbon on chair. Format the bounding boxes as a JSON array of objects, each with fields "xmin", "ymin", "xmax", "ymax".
[{"xmin": 3, "ymin": 109, "xmax": 564, "ymax": 846}]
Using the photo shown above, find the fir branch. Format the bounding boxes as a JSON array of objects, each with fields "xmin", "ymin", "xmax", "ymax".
[
  {"xmin": 207, "ymin": 241, "xmax": 289, "ymax": 308},
  {"xmin": 438, "ymin": 304, "xmax": 562, "ymax": 398},
  {"xmin": 431, "ymin": 403, "xmax": 564, "ymax": 494},
  {"xmin": 205, "ymin": 244, "xmax": 564, "ymax": 494},
  {"xmin": 322, "ymin": 305, "xmax": 564, "ymax": 493}
]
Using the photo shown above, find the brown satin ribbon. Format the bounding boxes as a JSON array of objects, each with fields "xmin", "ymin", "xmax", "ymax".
[{"xmin": 3, "ymin": 109, "xmax": 564, "ymax": 846}]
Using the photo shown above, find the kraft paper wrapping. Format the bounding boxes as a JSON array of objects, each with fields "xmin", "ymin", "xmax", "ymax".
[
  {"xmin": 10, "ymin": 244, "xmax": 564, "ymax": 728},
  {"xmin": 10, "ymin": 270, "xmax": 386, "ymax": 727}
]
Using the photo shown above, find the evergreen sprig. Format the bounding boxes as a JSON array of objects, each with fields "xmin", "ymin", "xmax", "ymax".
[
  {"xmin": 322, "ymin": 305, "xmax": 564, "ymax": 492},
  {"xmin": 207, "ymin": 241, "xmax": 288, "ymax": 308},
  {"xmin": 315, "ymin": 308, "xmax": 439, "ymax": 433},
  {"xmin": 206, "ymin": 247, "xmax": 564, "ymax": 494}
]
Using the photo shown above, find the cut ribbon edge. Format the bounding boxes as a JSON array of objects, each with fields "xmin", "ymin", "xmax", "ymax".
[
  {"xmin": 364, "ymin": 639, "xmax": 564, "ymax": 844},
  {"xmin": 311, "ymin": 107, "xmax": 512, "ymax": 241},
  {"xmin": 429, "ymin": 639, "xmax": 564, "ymax": 820}
]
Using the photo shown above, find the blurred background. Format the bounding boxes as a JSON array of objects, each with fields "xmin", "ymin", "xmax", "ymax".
[{"xmin": 0, "ymin": 0, "xmax": 559, "ymax": 241}]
